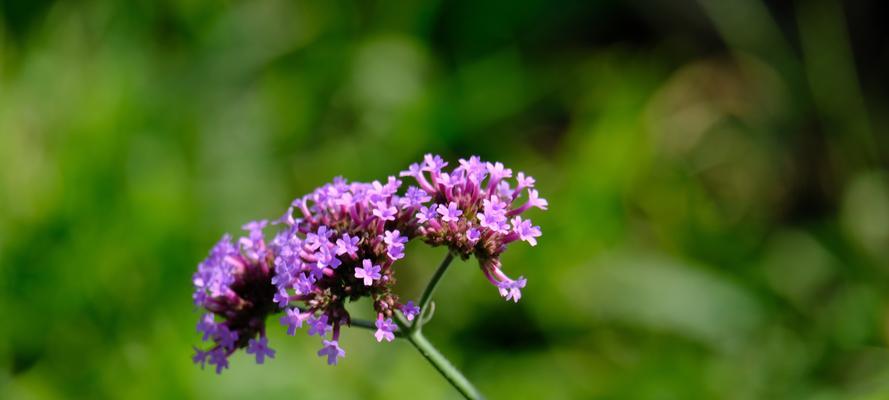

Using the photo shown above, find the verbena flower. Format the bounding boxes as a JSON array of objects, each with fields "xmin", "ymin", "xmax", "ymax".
[
  {"xmin": 374, "ymin": 315, "xmax": 397, "ymax": 342},
  {"xmin": 402, "ymin": 155, "xmax": 546, "ymax": 302},
  {"xmin": 191, "ymin": 154, "xmax": 545, "ymax": 371},
  {"xmin": 191, "ymin": 222, "xmax": 278, "ymax": 374}
]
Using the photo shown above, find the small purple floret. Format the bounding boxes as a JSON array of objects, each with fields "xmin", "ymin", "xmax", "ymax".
[
  {"xmin": 280, "ymin": 308, "xmax": 311, "ymax": 336},
  {"xmin": 437, "ymin": 202, "xmax": 463, "ymax": 223},
  {"xmin": 374, "ymin": 316, "xmax": 397, "ymax": 342},
  {"xmin": 246, "ymin": 337, "xmax": 276, "ymax": 364},
  {"xmin": 354, "ymin": 259, "xmax": 382, "ymax": 286},
  {"xmin": 401, "ymin": 301, "xmax": 420, "ymax": 321},
  {"xmin": 308, "ymin": 314, "xmax": 332, "ymax": 337},
  {"xmin": 317, "ymin": 340, "xmax": 346, "ymax": 365}
]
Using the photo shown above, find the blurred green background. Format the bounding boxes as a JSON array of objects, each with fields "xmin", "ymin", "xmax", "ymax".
[{"xmin": 2, "ymin": 0, "xmax": 889, "ymax": 398}]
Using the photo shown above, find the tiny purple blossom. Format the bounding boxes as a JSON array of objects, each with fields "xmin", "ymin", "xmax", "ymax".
[
  {"xmin": 192, "ymin": 347, "xmax": 209, "ymax": 369},
  {"xmin": 208, "ymin": 347, "xmax": 229, "ymax": 374},
  {"xmin": 304, "ymin": 231, "xmax": 326, "ymax": 251},
  {"xmin": 242, "ymin": 220, "xmax": 268, "ymax": 239},
  {"xmin": 511, "ymin": 216, "xmax": 542, "ymax": 246},
  {"xmin": 271, "ymin": 265, "xmax": 292, "ymax": 289},
  {"xmin": 486, "ymin": 161, "xmax": 513, "ymax": 181},
  {"xmin": 498, "ymin": 277, "xmax": 527, "ymax": 303},
  {"xmin": 317, "ymin": 340, "xmax": 346, "ymax": 365},
  {"xmin": 437, "ymin": 172, "xmax": 457, "ymax": 189},
  {"xmin": 457, "ymin": 156, "xmax": 487, "ymax": 182},
  {"xmin": 246, "ymin": 337, "xmax": 276, "ymax": 364},
  {"xmin": 400, "ymin": 186, "xmax": 431, "ymax": 207},
  {"xmin": 383, "ymin": 230, "xmax": 408, "ymax": 247},
  {"xmin": 437, "ymin": 202, "xmax": 463, "ymax": 223},
  {"xmin": 527, "ymin": 189, "xmax": 548, "ymax": 210},
  {"xmin": 401, "ymin": 301, "xmax": 420, "ymax": 321},
  {"xmin": 478, "ymin": 196, "xmax": 510, "ymax": 233},
  {"xmin": 466, "ymin": 228, "xmax": 481, "ymax": 244},
  {"xmin": 423, "ymin": 154, "xmax": 448, "ymax": 174},
  {"xmin": 308, "ymin": 314, "xmax": 332, "ymax": 336},
  {"xmin": 415, "ymin": 205, "xmax": 436, "ymax": 223},
  {"xmin": 516, "ymin": 172, "xmax": 535, "ymax": 189},
  {"xmin": 383, "ymin": 230, "xmax": 408, "ymax": 260},
  {"xmin": 275, "ymin": 206, "xmax": 295, "ymax": 226},
  {"xmin": 374, "ymin": 316, "xmax": 397, "ymax": 342},
  {"xmin": 293, "ymin": 273, "xmax": 315, "ymax": 295},
  {"xmin": 197, "ymin": 313, "xmax": 217, "ymax": 341},
  {"xmin": 273, "ymin": 288, "xmax": 290, "ymax": 308},
  {"xmin": 316, "ymin": 225, "xmax": 334, "ymax": 239},
  {"xmin": 382, "ymin": 176, "xmax": 402, "ymax": 196},
  {"xmin": 216, "ymin": 325, "xmax": 239, "ymax": 350},
  {"xmin": 280, "ymin": 308, "xmax": 311, "ymax": 336},
  {"xmin": 354, "ymin": 259, "xmax": 382, "ymax": 286},
  {"xmin": 372, "ymin": 202, "xmax": 398, "ymax": 221},
  {"xmin": 335, "ymin": 233, "xmax": 359, "ymax": 258},
  {"xmin": 316, "ymin": 246, "xmax": 342, "ymax": 269},
  {"xmin": 399, "ymin": 162, "xmax": 423, "ymax": 178},
  {"xmin": 496, "ymin": 180, "xmax": 512, "ymax": 199},
  {"xmin": 387, "ymin": 245, "xmax": 404, "ymax": 261}
]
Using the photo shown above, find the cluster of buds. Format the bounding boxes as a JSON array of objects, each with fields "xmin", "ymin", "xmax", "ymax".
[{"xmin": 191, "ymin": 155, "xmax": 545, "ymax": 372}]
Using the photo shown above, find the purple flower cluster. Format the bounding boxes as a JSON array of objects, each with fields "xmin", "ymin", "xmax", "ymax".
[
  {"xmin": 400, "ymin": 155, "xmax": 545, "ymax": 301},
  {"xmin": 191, "ymin": 155, "xmax": 545, "ymax": 372},
  {"xmin": 192, "ymin": 223, "xmax": 278, "ymax": 373}
]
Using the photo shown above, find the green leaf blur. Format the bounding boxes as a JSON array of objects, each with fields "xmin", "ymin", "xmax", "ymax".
[{"xmin": 1, "ymin": 0, "xmax": 888, "ymax": 399}]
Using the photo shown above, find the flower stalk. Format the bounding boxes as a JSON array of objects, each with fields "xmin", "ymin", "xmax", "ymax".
[
  {"xmin": 414, "ymin": 252, "xmax": 454, "ymax": 332},
  {"xmin": 392, "ymin": 252, "xmax": 482, "ymax": 399}
]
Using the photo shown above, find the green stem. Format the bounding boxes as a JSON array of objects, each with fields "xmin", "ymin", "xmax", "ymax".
[
  {"xmin": 414, "ymin": 252, "xmax": 454, "ymax": 332},
  {"xmin": 390, "ymin": 252, "xmax": 483, "ymax": 399},
  {"xmin": 404, "ymin": 330, "xmax": 483, "ymax": 400}
]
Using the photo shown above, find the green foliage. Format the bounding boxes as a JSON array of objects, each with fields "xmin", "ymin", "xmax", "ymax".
[{"xmin": 1, "ymin": 0, "xmax": 888, "ymax": 398}]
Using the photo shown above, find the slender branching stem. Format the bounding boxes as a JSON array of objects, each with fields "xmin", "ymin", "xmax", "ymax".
[
  {"xmin": 393, "ymin": 309, "xmax": 483, "ymax": 399},
  {"xmin": 388, "ymin": 252, "xmax": 483, "ymax": 399},
  {"xmin": 414, "ymin": 251, "xmax": 454, "ymax": 332},
  {"xmin": 404, "ymin": 330, "xmax": 483, "ymax": 400}
]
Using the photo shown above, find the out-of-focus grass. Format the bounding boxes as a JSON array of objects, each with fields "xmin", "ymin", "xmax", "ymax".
[{"xmin": 2, "ymin": 0, "xmax": 889, "ymax": 399}]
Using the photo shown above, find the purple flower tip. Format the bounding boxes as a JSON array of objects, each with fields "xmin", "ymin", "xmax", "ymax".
[
  {"xmin": 317, "ymin": 340, "xmax": 346, "ymax": 365},
  {"xmin": 498, "ymin": 277, "xmax": 527, "ymax": 303},
  {"xmin": 208, "ymin": 347, "xmax": 230, "ymax": 374},
  {"xmin": 216, "ymin": 325, "xmax": 239, "ymax": 350},
  {"xmin": 401, "ymin": 301, "xmax": 420, "ymax": 321},
  {"xmin": 374, "ymin": 316, "xmax": 398, "ymax": 342},
  {"xmin": 354, "ymin": 259, "xmax": 382, "ymax": 286},
  {"xmin": 246, "ymin": 336, "xmax": 276, "ymax": 364},
  {"xmin": 511, "ymin": 216, "xmax": 542, "ymax": 246},
  {"xmin": 307, "ymin": 314, "xmax": 332, "ymax": 337},
  {"xmin": 280, "ymin": 308, "xmax": 311, "ymax": 336},
  {"xmin": 192, "ymin": 347, "xmax": 209, "ymax": 369},
  {"xmin": 437, "ymin": 201, "xmax": 463, "ymax": 222}
]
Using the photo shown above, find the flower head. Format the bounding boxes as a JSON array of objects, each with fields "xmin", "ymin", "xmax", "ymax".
[{"xmin": 191, "ymin": 154, "xmax": 545, "ymax": 370}]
